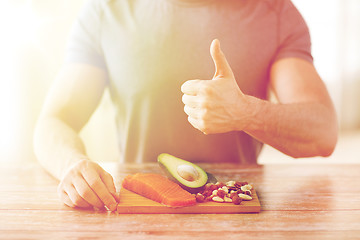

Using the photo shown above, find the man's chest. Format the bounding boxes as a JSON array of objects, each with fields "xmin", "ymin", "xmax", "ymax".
[{"xmin": 100, "ymin": 2, "xmax": 278, "ymax": 99}]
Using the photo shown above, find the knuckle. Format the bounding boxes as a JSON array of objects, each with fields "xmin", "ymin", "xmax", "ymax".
[
  {"xmin": 75, "ymin": 158, "xmax": 87, "ymax": 167},
  {"xmin": 78, "ymin": 187, "xmax": 92, "ymax": 199},
  {"xmin": 68, "ymin": 168, "xmax": 82, "ymax": 179},
  {"xmin": 199, "ymin": 120, "xmax": 211, "ymax": 134},
  {"xmin": 62, "ymin": 199, "xmax": 73, "ymax": 208},
  {"xmin": 88, "ymin": 178, "xmax": 101, "ymax": 189},
  {"xmin": 78, "ymin": 159, "xmax": 91, "ymax": 171},
  {"xmin": 57, "ymin": 189, "xmax": 65, "ymax": 199},
  {"xmin": 102, "ymin": 195, "xmax": 114, "ymax": 206},
  {"xmin": 57, "ymin": 182, "xmax": 64, "ymax": 193},
  {"xmin": 105, "ymin": 172, "xmax": 114, "ymax": 182},
  {"xmin": 78, "ymin": 159, "xmax": 99, "ymax": 174},
  {"xmin": 199, "ymin": 120, "xmax": 207, "ymax": 131},
  {"xmin": 199, "ymin": 108, "xmax": 208, "ymax": 120},
  {"xmin": 57, "ymin": 180, "xmax": 70, "ymax": 195},
  {"xmin": 73, "ymin": 196, "xmax": 84, "ymax": 206},
  {"xmin": 180, "ymin": 82, "xmax": 188, "ymax": 92},
  {"xmin": 187, "ymin": 115, "xmax": 193, "ymax": 123},
  {"xmin": 186, "ymin": 107, "xmax": 193, "ymax": 117},
  {"xmin": 201, "ymin": 84, "xmax": 213, "ymax": 96},
  {"xmin": 200, "ymin": 100, "xmax": 208, "ymax": 109},
  {"xmin": 181, "ymin": 94, "xmax": 186, "ymax": 104},
  {"xmin": 183, "ymin": 105, "xmax": 189, "ymax": 115}
]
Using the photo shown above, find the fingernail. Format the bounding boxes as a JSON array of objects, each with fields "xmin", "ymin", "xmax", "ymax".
[
  {"xmin": 109, "ymin": 203, "xmax": 117, "ymax": 212},
  {"xmin": 111, "ymin": 192, "xmax": 121, "ymax": 202}
]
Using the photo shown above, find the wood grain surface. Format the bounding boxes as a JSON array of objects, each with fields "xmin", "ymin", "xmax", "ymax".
[{"xmin": 1, "ymin": 162, "xmax": 360, "ymax": 240}]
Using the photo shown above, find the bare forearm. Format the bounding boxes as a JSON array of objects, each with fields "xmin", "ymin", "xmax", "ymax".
[
  {"xmin": 33, "ymin": 117, "xmax": 88, "ymax": 180},
  {"xmin": 243, "ymin": 96, "xmax": 338, "ymax": 158}
]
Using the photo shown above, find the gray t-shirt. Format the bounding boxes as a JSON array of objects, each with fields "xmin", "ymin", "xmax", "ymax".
[{"xmin": 66, "ymin": 0, "xmax": 312, "ymax": 164}]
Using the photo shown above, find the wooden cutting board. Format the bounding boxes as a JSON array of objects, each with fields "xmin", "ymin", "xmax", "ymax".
[{"xmin": 117, "ymin": 188, "xmax": 261, "ymax": 214}]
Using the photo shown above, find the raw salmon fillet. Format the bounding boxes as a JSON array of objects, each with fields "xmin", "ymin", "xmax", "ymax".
[{"xmin": 121, "ymin": 173, "xmax": 196, "ymax": 207}]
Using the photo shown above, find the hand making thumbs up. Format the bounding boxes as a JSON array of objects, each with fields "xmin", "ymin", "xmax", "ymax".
[{"xmin": 181, "ymin": 39, "xmax": 251, "ymax": 134}]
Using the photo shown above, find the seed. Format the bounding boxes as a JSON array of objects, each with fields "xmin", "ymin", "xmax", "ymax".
[
  {"xmin": 228, "ymin": 186, "xmax": 237, "ymax": 191},
  {"xmin": 244, "ymin": 190, "xmax": 252, "ymax": 196},
  {"xmin": 234, "ymin": 182, "xmax": 241, "ymax": 188},
  {"xmin": 230, "ymin": 192, "xmax": 238, "ymax": 199},
  {"xmin": 235, "ymin": 181, "xmax": 248, "ymax": 188},
  {"xmin": 195, "ymin": 179, "xmax": 254, "ymax": 205},
  {"xmin": 236, "ymin": 189, "xmax": 243, "ymax": 195},
  {"xmin": 212, "ymin": 196, "xmax": 224, "ymax": 202},
  {"xmin": 204, "ymin": 183, "xmax": 214, "ymax": 191},
  {"xmin": 241, "ymin": 184, "xmax": 252, "ymax": 191},
  {"xmin": 205, "ymin": 195, "xmax": 213, "ymax": 201},
  {"xmin": 217, "ymin": 189, "xmax": 226, "ymax": 198},
  {"xmin": 195, "ymin": 193, "xmax": 205, "ymax": 202},
  {"xmin": 209, "ymin": 184, "xmax": 218, "ymax": 191},
  {"xmin": 221, "ymin": 186, "xmax": 229, "ymax": 193},
  {"xmin": 232, "ymin": 195, "xmax": 242, "ymax": 205},
  {"xmin": 215, "ymin": 182, "xmax": 225, "ymax": 188},
  {"xmin": 202, "ymin": 190, "xmax": 212, "ymax": 197},
  {"xmin": 226, "ymin": 180, "xmax": 236, "ymax": 187},
  {"xmin": 238, "ymin": 193, "xmax": 252, "ymax": 200},
  {"xmin": 205, "ymin": 183, "xmax": 213, "ymax": 188},
  {"xmin": 177, "ymin": 164, "xmax": 199, "ymax": 181}
]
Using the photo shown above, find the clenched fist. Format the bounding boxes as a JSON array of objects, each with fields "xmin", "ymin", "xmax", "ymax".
[{"xmin": 181, "ymin": 39, "xmax": 251, "ymax": 134}]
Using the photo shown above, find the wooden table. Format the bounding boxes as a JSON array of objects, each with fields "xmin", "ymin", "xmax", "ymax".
[{"xmin": 1, "ymin": 161, "xmax": 359, "ymax": 239}]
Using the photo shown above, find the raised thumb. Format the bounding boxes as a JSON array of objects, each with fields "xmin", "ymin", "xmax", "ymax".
[{"xmin": 210, "ymin": 39, "xmax": 234, "ymax": 79}]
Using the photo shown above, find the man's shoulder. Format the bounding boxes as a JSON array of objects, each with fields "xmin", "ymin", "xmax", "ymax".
[
  {"xmin": 89, "ymin": 0, "xmax": 138, "ymax": 11},
  {"xmin": 93, "ymin": 0, "xmax": 134, "ymax": 5},
  {"xmin": 80, "ymin": 0, "xmax": 134, "ymax": 16},
  {"xmin": 256, "ymin": 0, "xmax": 292, "ymax": 14},
  {"xmin": 83, "ymin": 0, "xmax": 124, "ymax": 8}
]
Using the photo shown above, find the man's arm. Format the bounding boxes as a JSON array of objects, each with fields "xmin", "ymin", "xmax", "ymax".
[
  {"xmin": 34, "ymin": 63, "xmax": 119, "ymax": 210},
  {"xmin": 244, "ymin": 57, "xmax": 338, "ymax": 158},
  {"xmin": 181, "ymin": 39, "xmax": 338, "ymax": 158}
]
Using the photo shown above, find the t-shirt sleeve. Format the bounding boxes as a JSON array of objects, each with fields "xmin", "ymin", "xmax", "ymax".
[
  {"xmin": 65, "ymin": 0, "xmax": 106, "ymax": 69},
  {"xmin": 273, "ymin": 0, "xmax": 313, "ymax": 63}
]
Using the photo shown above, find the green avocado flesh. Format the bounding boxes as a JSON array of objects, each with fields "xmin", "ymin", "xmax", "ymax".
[{"xmin": 158, "ymin": 153, "xmax": 210, "ymax": 193}]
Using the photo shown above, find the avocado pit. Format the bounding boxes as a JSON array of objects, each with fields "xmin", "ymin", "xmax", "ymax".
[
  {"xmin": 177, "ymin": 164, "xmax": 199, "ymax": 182},
  {"xmin": 158, "ymin": 153, "xmax": 210, "ymax": 193}
]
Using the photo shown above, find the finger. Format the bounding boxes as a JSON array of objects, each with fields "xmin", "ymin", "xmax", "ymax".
[
  {"xmin": 95, "ymin": 164, "xmax": 120, "ymax": 203},
  {"xmin": 182, "ymin": 94, "xmax": 199, "ymax": 108},
  {"xmin": 59, "ymin": 190, "xmax": 75, "ymax": 208},
  {"xmin": 99, "ymin": 171, "xmax": 120, "ymax": 202},
  {"xmin": 184, "ymin": 105, "xmax": 200, "ymax": 119},
  {"xmin": 188, "ymin": 116, "xmax": 210, "ymax": 134},
  {"xmin": 210, "ymin": 39, "xmax": 234, "ymax": 79},
  {"xmin": 82, "ymin": 169, "xmax": 118, "ymax": 211},
  {"xmin": 181, "ymin": 80, "xmax": 204, "ymax": 96},
  {"xmin": 111, "ymin": 192, "xmax": 121, "ymax": 203},
  {"xmin": 188, "ymin": 116, "xmax": 203, "ymax": 132},
  {"xmin": 65, "ymin": 185, "xmax": 93, "ymax": 208},
  {"xmin": 73, "ymin": 174, "xmax": 104, "ymax": 209}
]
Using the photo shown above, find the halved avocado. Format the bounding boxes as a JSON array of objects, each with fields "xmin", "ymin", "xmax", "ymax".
[{"xmin": 158, "ymin": 153, "xmax": 213, "ymax": 193}]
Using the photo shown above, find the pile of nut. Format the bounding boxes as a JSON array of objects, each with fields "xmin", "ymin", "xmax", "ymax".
[{"xmin": 194, "ymin": 181, "xmax": 253, "ymax": 205}]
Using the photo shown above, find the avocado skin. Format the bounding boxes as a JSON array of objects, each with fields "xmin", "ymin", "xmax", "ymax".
[{"xmin": 158, "ymin": 153, "xmax": 213, "ymax": 194}]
